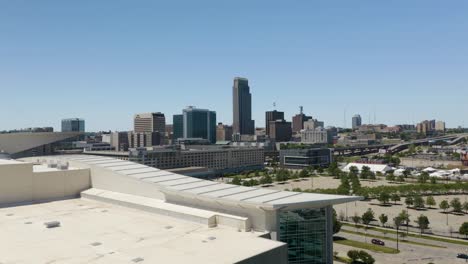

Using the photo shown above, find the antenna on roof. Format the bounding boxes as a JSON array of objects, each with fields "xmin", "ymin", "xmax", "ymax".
[
  {"xmin": 273, "ymin": 102, "xmax": 276, "ymax": 110},
  {"xmin": 299, "ymin": 106, "xmax": 303, "ymax": 114}
]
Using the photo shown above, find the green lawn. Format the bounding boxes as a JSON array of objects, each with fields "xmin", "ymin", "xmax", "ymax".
[
  {"xmin": 342, "ymin": 223, "xmax": 468, "ymax": 246},
  {"xmin": 341, "ymin": 229, "xmax": 445, "ymax": 248},
  {"xmin": 334, "ymin": 238, "xmax": 400, "ymax": 254}
]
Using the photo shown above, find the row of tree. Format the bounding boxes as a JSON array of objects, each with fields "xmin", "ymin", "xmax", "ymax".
[{"xmin": 311, "ymin": 182, "xmax": 468, "ymax": 199}]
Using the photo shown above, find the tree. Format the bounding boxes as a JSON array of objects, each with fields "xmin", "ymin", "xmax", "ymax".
[
  {"xmin": 439, "ymin": 200, "xmax": 450, "ymax": 225},
  {"xmin": 463, "ymin": 201, "xmax": 468, "ymax": 214},
  {"xmin": 327, "ymin": 162, "xmax": 339, "ymax": 176},
  {"xmin": 332, "ymin": 209, "xmax": 342, "ymax": 234},
  {"xmin": 459, "ymin": 222, "xmax": 468, "ymax": 239},
  {"xmin": 393, "ymin": 216, "xmax": 404, "ymax": 251},
  {"xmin": 399, "ymin": 210, "xmax": 411, "ymax": 234},
  {"xmin": 418, "ymin": 172, "xmax": 430, "ymax": 184},
  {"xmin": 379, "ymin": 213, "xmax": 388, "ymax": 227},
  {"xmin": 386, "ymin": 172, "xmax": 396, "ymax": 182},
  {"xmin": 351, "ymin": 214, "xmax": 361, "ymax": 231},
  {"xmin": 347, "ymin": 250, "xmax": 360, "ymax": 263},
  {"xmin": 415, "ymin": 214, "xmax": 430, "ymax": 235},
  {"xmin": 430, "ymin": 177, "xmax": 437, "ymax": 184},
  {"xmin": 439, "ymin": 200, "xmax": 450, "ymax": 212},
  {"xmin": 361, "ymin": 166, "xmax": 371, "ymax": 179},
  {"xmin": 350, "ymin": 174, "xmax": 361, "ymax": 192},
  {"xmin": 413, "ymin": 195, "xmax": 425, "ymax": 209},
  {"xmin": 349, "ymin": 166, "xmax": 359, "ymax": 177},
  {"xmin": 397, "ymin": 175, "xmax": 405, "ymax": 182},
  {"xmin": 347, "ymin": 250, "xmax": 375, "ymax": 264},
  {"xmin": 378, "ymin": 191, "xmax": 390, "ymax": 205},
  {"xmin": 361, "ymin": 208, "xmax": 375, "ymax": 229},
  {"xmin": 426, "ymin": 196, "xmax": 436, "ymax": 209},
  {"xmin": 299, "ymin": 168, "xmax": 308, "ymax": 178},
  {"xmin": 405, "ymin": 196, "xmax": 414, "ymax": 208},
  {"xmin": 391, "ymin": 193, "xmax": 401, "ymax": 205},
  {"xmin": 231, "ymin": 176, "xmax": 242, "ymax": 185},
  {"xmin": 259, "ymin": 175, "xmax": 273, "ymax": 185},
  {"xmin": 450, "ymin": 198, "xmax": 463, "ymax": 213}
]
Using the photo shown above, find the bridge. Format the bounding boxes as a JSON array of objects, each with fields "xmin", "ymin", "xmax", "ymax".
[
  {"xmin": 387, "ymin": 133, "xmax": 468, "ymax": 153},
  {"xmin": 334, "ymin": 133, "xmax": 468, "ymax": 157}
]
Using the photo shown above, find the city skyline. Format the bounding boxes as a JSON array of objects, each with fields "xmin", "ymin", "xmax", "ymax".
[{"xmin": 1, "ymin": 1, "xmax": 467, "ymax": 131}]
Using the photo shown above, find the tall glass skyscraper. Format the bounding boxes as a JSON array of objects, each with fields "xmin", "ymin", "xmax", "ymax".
[
  {"xmin": 61, "ymin": 118, "xmax": 85, "ymax": 132},
  {"xmin": 182, "ymin": 107, "xmax": 216, "ymax": 144},
  {"xmin": 172, "ymin": 114, "xmax": 184, "ymax": 142},
  {"xmin": 233, "ymin": 77, "xmax": 255, "ymax": 135}
]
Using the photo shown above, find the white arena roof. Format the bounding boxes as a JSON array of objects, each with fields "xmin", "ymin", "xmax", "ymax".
[{"xmin": 53, "ymin": 155, "xmax": 360, "ymax": 210}]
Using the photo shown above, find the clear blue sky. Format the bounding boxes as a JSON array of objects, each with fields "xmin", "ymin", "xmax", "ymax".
[{"xmin": 1, "ymin": 0, "xmax": 467, "ymax": 131}]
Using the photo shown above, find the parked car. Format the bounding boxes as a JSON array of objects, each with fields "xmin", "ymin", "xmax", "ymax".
[
  {"xmin": 371, "ymin": 239, "xmax": 385, "ymax": 246},
  {"xmin": 457, "ymin": 253, "xmax": 468, "ymax": 260}
]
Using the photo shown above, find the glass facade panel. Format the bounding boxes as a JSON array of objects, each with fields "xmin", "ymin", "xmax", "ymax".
[{"xmin": 279, "ymin": 208, "xmax": 328, "ymax": 264}]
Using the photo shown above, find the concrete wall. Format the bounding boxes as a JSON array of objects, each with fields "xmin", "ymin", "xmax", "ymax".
[
  {"xmin": 0, "ymin": 162, "xmax": 91, "ymax": 206},
  {"xmin": 236, "ymin": 243, "xmax": 288, "ymax": 264},
  {"xmin": 0, "ymin": 162, "xmax": 34, "ymax": 205}
]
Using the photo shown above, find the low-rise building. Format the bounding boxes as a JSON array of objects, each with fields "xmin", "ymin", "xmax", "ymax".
[
  {"xmin": 279, "ymin": 148, "xmax": 333, "ymax": 168},
  {"xmin": 1, "ymin": 155, "xmax": 361, "ymax": 264},
  {"xmin": 300, "ymin": 128, "xmax": 333, "ymax": 144},
  {"xmin": 86, "ymin": 145, "xmax": 265, "ymax": 174}
]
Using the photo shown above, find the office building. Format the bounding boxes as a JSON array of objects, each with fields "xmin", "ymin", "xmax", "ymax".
[
  {"xmin": 182, "ymin": 106, "xmax": 216, "ymax": 144},
  {"xmin": 304, "ymin": 119, "xmax": 325, "ymax": 130},
  {"xmin": 110, "ymin": 131, "xmax": 130, "ymax": 151},
  {"xmin": 435, "ymin": 121, "xmax": 446, "ymax": 132},
  {"xmin": 417, "ymin": 120, "xmax": 434, "ymax": 135},
  {"xmin": 269, "ymin": 120, "xmax": 292, "ymax": 142},
  {"xmin": 292, "ymin": 106, "xmax": 312, "ymax": 133},
  {"xmin": 2, "ymin": 155, "xmax": 359, "ymax": 264},
  {"xmin": 351, "ymin": 115, "xmax": 362, "ymax": 130},
  {"xmin": 233, "ymin": 77, "xmax": 255, "ymax": 135},
  {"xmin": 280, "ymin": 148, "xmax": 333, "ymax": 168},
  {"xmin": 134, "ymin": 112, "xmax": 166, "ymax": 133},
  {"xmin": 127, "ymin": 145, "xmax": 264, "ymax": 173},
  {"xmin": 173, "ymin": 114, "xmax": 184, "ymax": 142},
  {"xmin": 266, "ymin": 110, "xmax": 285, "ymax": 136},
  {"xmin": 216, "ymin": 123, "xmax": 233, "ymax": 141},
  {"xmin": 61, "ymin": 118, "xmax": 85, "ymax": 132},
  {"xmin": 128, "ymin": 131, "xmax": 162, "ymax": 147},
  {"xmin": 301, "ymin": 128, "xmax": 333, "ymax": 144}
]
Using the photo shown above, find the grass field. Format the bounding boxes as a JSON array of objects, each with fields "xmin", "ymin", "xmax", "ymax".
[{"xmin": 334, "ymin": 238, "xmax": 400, "ymax": 254}]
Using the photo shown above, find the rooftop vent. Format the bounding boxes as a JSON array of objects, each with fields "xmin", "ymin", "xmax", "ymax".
[
  {"xmin": 207, "ymin": 236, "xmax": 216, "ymax": 241},
  {"xmin": 44, "ymin": 221, "xmax": 60, "ymax": 229},
  {"xmin": 90, "ymin": 242, "xmax": 102, "ymax": 247},
  {"xmin": 132, "ymin": 257, "xmax": 144, "ymax": 263},
  {"xmin": 164, "ymin": 226, "xmax": 173, "ymax": 229}
]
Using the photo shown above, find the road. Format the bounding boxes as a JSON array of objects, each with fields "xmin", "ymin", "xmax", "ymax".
[{"xmin": 334, "ymin": 226, "xmax": 468, "ymax": 264}]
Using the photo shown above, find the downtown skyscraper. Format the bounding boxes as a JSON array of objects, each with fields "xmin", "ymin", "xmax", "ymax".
[{"xmin": 232, "ymin": 77, "xmax": 255, "ymax": 135}]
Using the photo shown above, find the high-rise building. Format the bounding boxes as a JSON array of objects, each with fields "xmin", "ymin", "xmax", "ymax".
[
  {"xmin": 352, "ymin": 114, "xmax": 362, "ymax": 130},
  {"xmin": 134, "ymin": 112, "xmax": 166, "ymax": 133},
  {"xmin": 292, "ymin": 107, "xmax": 312, "ymax": 133},
  {"xmin": 269, "ymin": 120, "xmax": 292, "ymax": 142},
  {"xmin": 304, "ymin": 119, "xmax": 325, "ymax": 130},
  {"xmin": 435, "ymin": 121, "xmax": 446, "ymax": 132},
  {"xmin": 233, "ymin": 77, "xmax": 255, "ymax": 135},
  {"xmin": 61, "ymin": 118, "xmax": 85, "ymax": 132},
  {"xmin": 173, "ymin": 114, "xmax": 184, "ymax": 142},
  {"xmin": 266, "ymin": 110, "xmax": 285, "ymax": 136},
  {"xmin": 182, "ymin": 106, "xmax": 216, "ymax": 144},
  {"xmin": 216, "ymin": 123, "xmax": 233, "ymax": 141}
]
